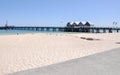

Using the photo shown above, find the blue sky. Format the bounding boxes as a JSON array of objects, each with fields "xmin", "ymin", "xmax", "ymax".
[{"xmin": 0, "ymin": 0, "xmax": 120, "ymax": 27}]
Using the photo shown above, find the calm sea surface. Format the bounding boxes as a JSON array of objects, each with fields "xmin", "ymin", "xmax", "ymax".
[
  {"xmin": 0, "ymin": 30, "xmax": 63, "ymax": 35},
  {"xmin": 0, "ymin": 30, "xmax": 117, "ymax": 35}
]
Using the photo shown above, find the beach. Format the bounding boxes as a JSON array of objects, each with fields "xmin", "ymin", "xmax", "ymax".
[{"xmin": 0, "ymin": 33, "xmax": 120, "ymax": 75}]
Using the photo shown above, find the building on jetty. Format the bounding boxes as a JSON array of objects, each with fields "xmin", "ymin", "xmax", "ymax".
[
  {"xmin": 65, "ymin": 21, "xmax": 94, "ymax": 32},
  {"xmin": 67, "ymin": 21, "xmax": 94, "ymax": 28},
  {"xmin": 65, "ymin": 21, "xmax": 120, "ymax": 33}
]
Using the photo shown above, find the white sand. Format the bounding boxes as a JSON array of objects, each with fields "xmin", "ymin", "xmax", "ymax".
[{"xmin": 0, "ymin": 33, "xmax": 120, "ymax": 75}]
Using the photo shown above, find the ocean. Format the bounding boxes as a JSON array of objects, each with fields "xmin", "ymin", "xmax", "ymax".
[
  {"xmin": 0, "ymin": 29, "xmax": 118, "ymax": 35},
  {"xmin": 0, "ymin": 30, "xmax": 63, "ymax": 35}
]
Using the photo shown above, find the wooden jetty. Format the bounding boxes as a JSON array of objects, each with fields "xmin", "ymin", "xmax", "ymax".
[{"xmin": 0, "ymin": 26, "xmax": 120, "ymax": 33}]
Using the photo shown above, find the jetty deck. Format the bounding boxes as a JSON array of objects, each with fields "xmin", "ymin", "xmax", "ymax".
[{"xmin": 0, "ymin": 26, "xmax": 120, "ymax": 33}]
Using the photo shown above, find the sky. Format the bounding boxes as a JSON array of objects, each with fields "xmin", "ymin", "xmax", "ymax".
[{"xmin": 0, "ymin": 0, "xmax": 120, "ymax": 27}]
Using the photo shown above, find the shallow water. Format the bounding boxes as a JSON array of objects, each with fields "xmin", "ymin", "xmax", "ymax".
[
  {"xmin": 0, "ymin": 30, "xmax": 65, "ymax": 35},
  {"xmin": 0, "ymin": 29, "xmax": 87, "ymax": 35}
]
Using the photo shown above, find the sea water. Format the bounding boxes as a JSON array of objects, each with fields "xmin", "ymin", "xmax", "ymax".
[
  {"xmin": 1, "ymin": 29, "xmax": 116, "ymax": 35},
  {"xmin": 0, "ymin": 30, "xmax": 64, "ymax": 35}
]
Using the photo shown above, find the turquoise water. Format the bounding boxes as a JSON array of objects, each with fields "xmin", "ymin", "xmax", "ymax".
[
  {"xmin": 0, "ymin": 30, "xmax": 118, "ymax": 35},
  {"xmin": 0, "ymin": 30, "xmax": 63, "ymax": 35}
]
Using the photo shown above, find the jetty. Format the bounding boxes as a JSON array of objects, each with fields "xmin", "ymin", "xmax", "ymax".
[
  {"xmin": 0, "ymin": 26, "xmax": 120, "ymax": 33},
  {"xmin": 0, "ymin": 21, "xmax": 120, "ymax": 33}
]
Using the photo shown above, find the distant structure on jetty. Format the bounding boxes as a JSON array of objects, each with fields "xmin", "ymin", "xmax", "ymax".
[
  {"xmin": 67, "ymin": 21, "xmax": 94, "ymax": 28},
  {"xmin": 65, "ymin": 21, "xmax": 95, "ymax": 32},
  {"xmin": 65, "ymin": 21, "xmax": 120, "ymax": 33},
  {"xmin": 0, "ymin": 21, "xmax": 120, "ymax": 33}
]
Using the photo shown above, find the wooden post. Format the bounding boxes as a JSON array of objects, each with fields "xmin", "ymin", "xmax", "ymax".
[
  {"xmin": 117, "ymin": 29, "xmax": 119, "ymax": 33},
  {"xmin": 109, "ymin": 29, "xmax": 112, "ymax": 33},
  {"xmin": 91, "ymin": 29, "xmax": 94, "ymax": 33},
  {"xmin": 53, "ymin": 28, "xmax": 56, "ymax": 32},
  {"xmin": 36, "ymin": 28, "xmax": 38, "ymax": 31},
  {"xmin": 96, "ymin": 29, "xmax": 100, "ymax": 33},
  {"xmin": 41, "ymin": 28, "xmax": 44, "ymax": 31},
  {"xmin": 103, "ymin": 29, "xmax": 106, "ymax": 33},
  {"xmin": 46, "ymin": 28, "xmax": 50, "ymax": 31}
]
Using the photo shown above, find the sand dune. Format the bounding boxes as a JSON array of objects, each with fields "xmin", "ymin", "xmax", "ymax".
[{"xmin": 0, "ymin": 33, "xmax": 120, "ymax": 75}]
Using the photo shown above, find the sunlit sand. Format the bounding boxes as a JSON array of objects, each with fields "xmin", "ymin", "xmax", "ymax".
[{"xmin": 0, "ymin": 33, "xmax": 120, "ymax": 75}]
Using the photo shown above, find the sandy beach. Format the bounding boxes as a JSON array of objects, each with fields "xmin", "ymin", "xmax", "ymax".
[{"xmin": 0, "ymin": 33, "xmax": 120, "ymax": 75}]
